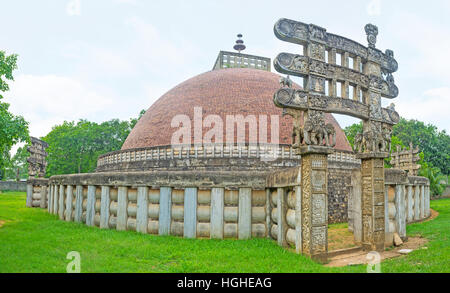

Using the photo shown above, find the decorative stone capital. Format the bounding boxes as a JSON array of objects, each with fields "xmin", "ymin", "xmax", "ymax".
[
  {"xmin": 298, "ymin": 145, "xmax": 333, "ymax": 156},
  {"xmin": 356, "ymin": 152, "xmax": 389, "ymax": 160}
]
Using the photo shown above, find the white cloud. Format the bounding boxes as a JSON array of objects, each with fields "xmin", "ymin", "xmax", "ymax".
[
  {"xmin": 62, "ymin": 41, "xmax": 137, "ymax": 78},
  {"xmin": 394, "ymin": 87, "xmax": 450, "ymax": 132},
  {"xmin": 114, "ymin": 0, "xmax": 139, "ymax": 5},
  {"xmin": 5, "ymin": 74, "xmax": 113, "ymax": 138},
  {"xmin": 392, "ymin": 12, "xmax": 450, "ymax": 84},
  {"xmin": 123, "ymin": 16, "xmax": 199, "ymax": 75},
  {"xmin": 367, "ymin": 0, "xmax": 382, "ymax": 16}
]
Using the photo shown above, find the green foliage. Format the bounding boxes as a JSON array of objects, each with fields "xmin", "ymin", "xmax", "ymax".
[
  {"xmin": 0, "ymin": 103, "xmax": 29, "ymax": 180},
  {"xmin": 418, "ymin": 153, "xmax": 448, "ymax": 197},
  {"xmin": 43, "ymin": 110, "xmax": 145, "ymax": 176},
  {"xmin": 0, "ymin": 50, "xmax": 29, "ymax": 180},
  {"xmin": 343, "ymin": 121, "xmax": 362, "ymax": 150},
  {"xmin": 0, "ymin": 51, "xmax": 18, "ymax": 99},
  {"xmin": 393, "ymin": 118, "xmax": 450, "ymax": 175},
  {"xmin": 344, "ymin": 118, "xmax": 449, "ymax": 176},
  {"xmin": 3, "ymin": 146, "xmax": 29, "ymax": 181}
]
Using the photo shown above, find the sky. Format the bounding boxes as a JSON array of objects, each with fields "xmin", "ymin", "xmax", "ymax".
[{"xmin": 1, "ymin": 0, "xmax": 450, "ymax": 153}]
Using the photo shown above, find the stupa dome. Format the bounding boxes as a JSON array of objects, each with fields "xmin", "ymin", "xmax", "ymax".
[{"xmin": 122, "ymin": 68, "xmax": 351, "ymax": 151}]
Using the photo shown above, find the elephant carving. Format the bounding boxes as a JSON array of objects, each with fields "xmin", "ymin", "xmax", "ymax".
[
  {"xmin": 282, "ymin": 108, "xmax": 303, "ymax": 147},
  {"xmin": 323, "ymin": 123, "xmax": 336, "ymax": 147},
  {"xmin": 304, "ymin": 120, "xmax": 324, "ymax": 146}
]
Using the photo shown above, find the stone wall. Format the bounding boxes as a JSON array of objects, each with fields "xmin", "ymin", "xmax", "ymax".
[
  {"xmin": 327, "ymin": 163, "xmax": 357, "ymax": 223},
  {"xmin": 0, "ymin": 181, "xmax": 27, "ymax": 192}
]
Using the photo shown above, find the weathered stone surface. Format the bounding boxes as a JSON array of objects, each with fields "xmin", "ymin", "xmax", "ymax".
[
  {"xmin": 394, "ymin": 185, "xmax": 406, "ymax": 239},
  {"xmin": 26, "ymin": 137, "xmax": 49, "ymax": 178},
  {"xmin": 238, "ymin": 188, "xmax": 252, "ymax": 240},
  {"xmin": 407, "ymin": 185, "xmax": 413, "ymax": 223},
  {"xmin": 0, "ymin": 181, "xmax": 27, "ymax": 192},
  {"xmin": 136, "ymin": 186, "xmax": 149, "ymax": 234},
  {"xmin": 65, "ymin": 185, "xmax": 73, "ymax": 221},
  {"xmin": 26, "ymin": 184, "xmax": 33, "ymax": 208},
  {"xmin": 183, "ymin": 188, "xmax": 197, "ymax": 238},
  {"xmin": 211, "ymin": 188, "xmax": 224, "ymax": 239},
  {"xmin": 74, "ymin": 185, "xmax": 83, "ymax": 223},
  {"xmin": 58, "ymin": 185, "xmax": 65, "ymax": 220},
  {"xmin": 86, "ymin": 185, "xmax": 96, "ymax": 226},
  {"xmin": 414, "ymin": 186, "xmax": 420, "ymax": 221},
  {"xmin": 117, "ymin": 186, "xmax": 128, "ymax": 231},
  {"xmin": 276, "ymin": 187, "xmax": 287, "ymax": 246},
  {"xmin": 100, "ymin": 186, "xmax": 110, "ymax": 229},
  {"xmin": 159, "ymin": 187, "xmax": 172, "ymax": 235},
  {"xmin": 393, "ymin": 233, "xmax": 403, "ymax": 246}
]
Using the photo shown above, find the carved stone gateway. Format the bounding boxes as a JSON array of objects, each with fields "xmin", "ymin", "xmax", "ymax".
[
  {"xmin": 273, "ymin": 18, "xmax": 399, "ymax": 255},
  {"xmin": 27, "ymin": 137, "xmax": 49, "ymax": 178},
  {"xmin": 391, "ymin": 143, "xmax": 421, "ymax": 176}
]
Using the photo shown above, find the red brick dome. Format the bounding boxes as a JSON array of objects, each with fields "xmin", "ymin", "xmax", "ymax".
[{"xmin": 122, "ymin": 68, "xmax": 352, "ymax": 151}]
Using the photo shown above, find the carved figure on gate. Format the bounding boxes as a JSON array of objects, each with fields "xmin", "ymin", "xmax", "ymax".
[
  {"xmin": 323, "ymin": 123, "xmax": 336, "ymax": 147},
  {"xmin": 282, "ymin": 108, "xmax": 303, "ymax": 147},
  {"xmin": 279, "ymin": 75, "xmax": 292, "ymax": 88}
]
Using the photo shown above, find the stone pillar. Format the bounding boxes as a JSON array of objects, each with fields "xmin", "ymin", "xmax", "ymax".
[
  {"xmin": 26, "ymin": 184, "xmax": 33, "ymax": 208},
  {"xmin": 100, "ymin": 186, "xmax": 110, "ymax": 229},
  {"xmin": 53, "ymin": 184, "xmax": 59, "ymax": 215},
  {"xmin": 211, "ymin": 187, "xmax": 224, "ymax": 239},
  {"xmin": 238, "ymin": 188, "xmax": 252, "ymax": 240},
  {"xmin": 394, "ymin": 185, "xmax": 406, "ymax": 240},
  {"xmin": 358, "ymin": 153, "xmax": 386, "ymax": 252},
  {"xmin": 425, "ymin": 186, "xmax": 431, "ymax": 218},
  {"xmin": 48, "ymin": 185, "xmax": 53, "ymax": 213},
  {"xmin": 294, "ymin": 185, "xmax": 302, "ymax": 254},
  {"xmin": 74, "ymin": 185, "xmax": 83, "ymax": 223},
  {"xmin": 136, "ymin": 186, "xmax": 149, "ymax": 234},
  {"xmin": 86, "ymin": 185, "xmax": 96, "ymax": 227},
  {"xmin": 351, "ymin": 169, "xmax": 362, "ymax": 245},
  {"xmin": 65, "ymin": 185, "xmax": 73, "ymax": 221},
  {"xmin": 265, "ymin": 189, "xmax": 272, "ymax": 240},
  {"xmin": 276, "ymin": 187, "xmax": 287, "ymax": 247},
  {"xmin": 414, "ymin": 186, "xmax": 420, "ymax": 221},
  {"xmin": 159, "ymin": 187, "xmax": 172, "ymax": 235},
  {"xmin": 420, "ymin": 185, "xmax": 425, "ymax": 220},
  {"xmin": 117, "ymin": 186, "xmax": 128, "ymax": 231},
  {"xmin": 300, "ymin": 146, "xmax": 330, "ymax": 262},
  {"xmin": 58, "ymin": 185, "xmax": 65, "ymax": 220},
  {"xmin": 407, "ymin": 185, "xmax": 413, "ymax": 223},
  {"xmin": 40, "ymin": 185, "xmax": 48, "ymax": 209},
  {"xmin": 183, "ymin": 187, "xmax": 197, "ymax": 238}
]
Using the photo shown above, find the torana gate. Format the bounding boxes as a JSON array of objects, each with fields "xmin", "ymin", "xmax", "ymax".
[{"xmin": 272, "ymin": 18, "xmax": 399, "ymax": 260}]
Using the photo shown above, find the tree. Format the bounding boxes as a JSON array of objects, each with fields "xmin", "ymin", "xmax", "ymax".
[
  {"xmin": 343, "ymin": 121, "xmax": 404, "ymax": 167},
  {"xmin": 393, "ymin": 118, "xmax": 450, "ymax": 175},
  {"xmin": 343, "ymin": 121, "xmax": 362, "ymax": 150},
  {"xmin": 344, "ymin": 118, "xmax": 450, "ymax": 175},
  {"xmin": 3, "ymin": 145, "xmax": 29, "ymax": 181},
  {"xmin": 418, "ymin": 153, "xmax": 448, "ymax": 196},
  {"xmin": 43, "ymin": 110, "xmax": 145, "ymax": 177},
  {"xmin": 0, "ymin": 51, "xmax": 18, "ymax": 99}
]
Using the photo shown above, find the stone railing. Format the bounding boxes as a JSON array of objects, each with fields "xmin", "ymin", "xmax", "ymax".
[
  {"xmin": 97, "ymin": 144, "xmax": 300, "ymax": 167},
  {"xmin": 348, "ymin": 169, "xmax": 430, "ymax": 247},
  {"xmin": 268, "ymin": 168, "xmax": 432, "ymax": 253},
  {"xmin": 97, "ymin": 144, "xmax": 360, "ymax": 171},
  {"xmin": 213, "ymin": 51, "xmax": 271, "ymax": 71},
  {"xmin": 35, "ymin": 171, "xmax": 269, "ymax": 240}
]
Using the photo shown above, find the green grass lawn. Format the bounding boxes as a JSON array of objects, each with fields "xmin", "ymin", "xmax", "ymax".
[{"xmin": 0, "ymin": 191, "xmax": 448, "ymax": 273}]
